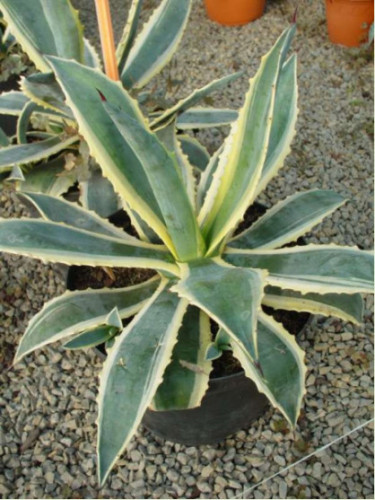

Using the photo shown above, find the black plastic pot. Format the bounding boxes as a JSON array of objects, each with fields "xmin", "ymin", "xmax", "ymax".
[{"xmin": 142, "ymin": 372, "xmax": 269, "ymax": 445}]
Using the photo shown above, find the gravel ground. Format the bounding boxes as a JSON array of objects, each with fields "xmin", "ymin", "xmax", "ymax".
[{"xmin": 0, "ymin": 0, "xmax": 374, "ymax": 498}]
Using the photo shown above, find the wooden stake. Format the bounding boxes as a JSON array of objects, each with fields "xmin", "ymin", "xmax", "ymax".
[{"xmin": 94, "ymin": 0, "xmax": 120, "ymax": 81}]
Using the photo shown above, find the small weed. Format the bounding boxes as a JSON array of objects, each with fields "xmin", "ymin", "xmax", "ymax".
[
  {"xmin": 271, "ymin": 418, "xmax": 289, "ymax": 433},
  {"xmin": 349, "ymin": 99, "xmax": 365, "ymax": 107},
  {"xmin": 294, "ymin": 438, "xmax": 310, "ymax": 453}
]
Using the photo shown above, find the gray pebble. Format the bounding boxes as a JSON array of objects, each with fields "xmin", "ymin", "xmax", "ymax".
[
  {"xmin": 197, "ymin": 481, "xmax": 211, "ymax": 493},
  {"xmin": 274, "ymin": 455, "xmax": 286, "ymax": 467}
]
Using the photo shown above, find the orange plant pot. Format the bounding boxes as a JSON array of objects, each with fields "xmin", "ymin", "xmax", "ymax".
[
  {"xmin": 325, "ymin": 0, "xmax": 374, "ymax": 47},
  {"xmin": 204, "ymin": 0, "xmax": 266, "ymax": 26}
]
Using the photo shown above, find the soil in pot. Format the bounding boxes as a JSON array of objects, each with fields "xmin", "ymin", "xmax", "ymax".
[{"xmin": 66, "ymin": 205, "xmax": 310, "ymax": 445}]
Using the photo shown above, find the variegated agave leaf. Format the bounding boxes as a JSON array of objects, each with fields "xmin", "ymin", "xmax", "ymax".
[
  {"xmin": 0, "ymin": 135, "xmax": 79, "ymax": 174},
  {"xmin": 263, "ymin": 286, "xmax": 364, "ymax": 325},
  {"xmin": 176, "ymin": 107, "xmax": 238, "ymax": 130},
  {"xmin": 0, "ymin": 0, "xmax": 86, "ymax": 72},
  {"xmin": 16, "ymin": 101, "xmax": 39, "ymax": 144},
  {"xmin": 0, "ymin": 91, "xmax": 30, "ymax": 116},
  {"xmin": 152, "ymin": 306, "xmax": 212, "ymax": 411},
  {"xmin": 20, "ymin": 72, "xmax": 73, "ymax": 117},
  {"xmin": 62, "ymin": 305, "xmax": 124, "ymax": 351},
  {"xmin": 224, "ymin": 245, "xmax": 374, "ymax": 295},
  {"xmin": 120, "ymin": 0, "xmax": 191, "ymax": 89},
  {"xmin": 116, "ymin": 0, "xmax": 144, "ymax": 73},
  {"xmin": 155, "ymin": 122, "xmax": 196, "ymax": 208},
  {"xmin": 63, "ymin": 324, "xmax": 119, "ymax": 351},
  {"xmin": 178, "ymin": 135, "xmax": 210, "ymax": 172},
  {"xmin": 17, "ymin": 191, "xmax": 128, "ymax": 239},
  {"xmin": 199, "ymin": 27, "xmax": 295, "ymax": 253},
  {"xmin": 17, "ymin": 157, "xmax": 76, "ymax": 197},
  {"xmin": 228, "ymin": 190, "xmax": 347, "ymax": 250},
  {"xmin": 15, "ymin": 277, "xmax": 160, "ymax": 362},
  {"xmin": 150, "ymin": 71, "xmax": 243, "ymax": 130},
  {"xmin": 231, "ymin": 311, "xmax": 307, "ymax": 427},
  {"xmin": 197, "ymin": 144, "xmax": 223, "ymax": 211},
  {"xmin": 97, "ymin": 281, "xmax": 188, "ymax": 484},
  {"xmin": 172, "ymin": 259, "xmax": 267, "ymax": 361},
  {"xmin": 0, "ymin": 218, "xmax": 178, "ymax": 274},
  {"xmin": 48, "ymin": 56, "xmax": 205, "ymax": 262},
  {"xmin": 254, "ymin": 53, "xmax": 298, "ymax": 198}
]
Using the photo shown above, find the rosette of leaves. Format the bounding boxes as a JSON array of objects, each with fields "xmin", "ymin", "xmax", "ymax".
[
  {"xmin": 0, "ymin": 0, "xmax": 239, "ymax": 215},
  {"xmin": 0, "ymin": 25, "xmax": 373, "ymax": 485}
]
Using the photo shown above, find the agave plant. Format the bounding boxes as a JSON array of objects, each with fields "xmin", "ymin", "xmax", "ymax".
[
  {"xmin": 0, "ymin": 0, "xmax": 239, "ymax": 214},
  {"xmin": 0, "ymin": 25, "xmax": 373, "ymax": 484}
]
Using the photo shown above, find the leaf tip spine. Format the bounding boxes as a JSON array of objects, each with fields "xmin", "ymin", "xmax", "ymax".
[{"xmin": 291, "ymin": 7, "xmax": 298, "ymax": 25}]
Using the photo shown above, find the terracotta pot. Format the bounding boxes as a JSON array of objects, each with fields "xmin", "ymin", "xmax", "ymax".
[
  {"xmin": 204, "ymin": 0, "xmax": 266, "ymax": 26},
  {"xmin": 325, "ymin": 0, "xmax": 374, "ymax": 47}
]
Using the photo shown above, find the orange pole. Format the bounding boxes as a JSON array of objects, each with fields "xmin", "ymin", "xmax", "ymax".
[{"xmin": 94, "ymin": 0, "xmax": 120, "ymax": 81}]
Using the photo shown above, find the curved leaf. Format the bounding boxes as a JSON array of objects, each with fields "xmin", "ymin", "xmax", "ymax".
[
  {"xmin": 17, "ymin": 101, "xmax": 39, "ymax": 144},
  {"xmin": 176, "ymin": 107, "xmax": 238, "ymax": 130},
  {"xmin": 231, "ymin": 310, "xmax": 306, "ymax": 427},
  {"xmin": 229, "ymin": 190, "xmax": 346, "ymax": 249},
  {"xmin": 178, "ymin": 135, "xmax": 210, "ymax": 172},
  {"xmin": 63, "ymin": 325, "xmax": 118, "ymax": 350},
  {"xmin": 152, "ymin": 306, "xmax": 212, "ymax": 410},
  {"xmin": 97, "ymin": 282, "xmax": 188, "ymax": 484},
  {"xmin": 21, "ymin": 72, "xmax": 72, "ymax": 116},
  {"xmin": 15, "ymin": 277, "xmax": 160, "ymax": 362},
  {"xmin": 150, "ymin": 71, "xmax": 243, "ymax": 129},
  {"xmin": 17, "ymin": 157, "xmax": 76, "ymax": 197},
  {"xmin": 199, "ymin": 27, "xmax": 295, "ymax": 253},
  {"xmin": 0, "ymin": 135, "xmax": 79, "ymax": 173},
  {"xmin": 0, "ymin": 91, "xmax": 29, "ymax": 115},
  {"xmin": 0, "ymin": 219, "xmax": 178, "ymax": 274},
  {"xmin": 224, "ymin": 244, "xmax": 374, "ymax": 294},
  {"xmin": 121, "ymin": 0, "xmax": 191, "ymax": 89},
  {"xmin": 17, "ymin": 192, "xmax": 129, "ymax": 239},
  {"xmin": 263, "ymin": 286, "xmax": 364, "ymax": 325}
]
